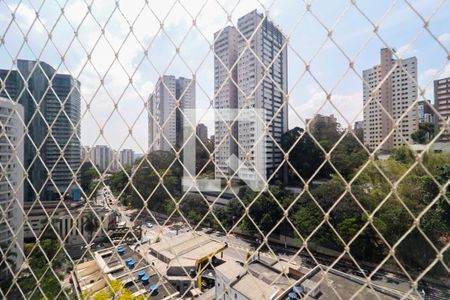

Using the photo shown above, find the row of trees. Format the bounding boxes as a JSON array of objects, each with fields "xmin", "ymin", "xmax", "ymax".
[{"xmin": 214, "ymin": 148, "xmax": 449, "ymax": 276}]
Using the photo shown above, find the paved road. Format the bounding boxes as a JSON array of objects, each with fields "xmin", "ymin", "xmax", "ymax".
[{"xmin": 100, "ymin": 187, "xmax": 135, "ymax": 228}]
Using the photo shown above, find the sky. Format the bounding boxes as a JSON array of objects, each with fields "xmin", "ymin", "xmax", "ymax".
[{"xmin": 0, "ymin": 0, "xmax": 449, "ymax": 153}]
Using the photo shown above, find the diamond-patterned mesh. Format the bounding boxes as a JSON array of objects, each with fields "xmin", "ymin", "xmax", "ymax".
[{"xmin": 0, "ymin": 0, "xmax": 449, "ymax": 299}]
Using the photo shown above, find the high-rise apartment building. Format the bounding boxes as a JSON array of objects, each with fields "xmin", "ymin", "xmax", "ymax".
[
  {"xmin": 0, "ymin": 98, "xmax": 24, "ymax": 280},
  {"xmin": 214, "ymin": 26, "xmax": 239, "ymax": 178},
  {"xmin": 0, "ymin": 60, "xmax": 81, "ymax": 201},
  {"xmin": 148, "ymin": 75, "xmax": 195, "ymax": 152},
  {"xmin": 90, "ymin": 145, "xmax": 112, "ymax": 171},
  {"xmin": 363, "ymin": 48, "xmax": 418, "ymax": 151},
  {"xmin": 306, "ymin": 114, "xmax": 338, "ymax": 129},
  {"xmin": 196, "ymin": 123, "xmax": 208, "ymax": 141},
  {"xmin": 434, "ymin": 77, "xmax": 450, "ymax": 142},
  {"xmin": 354, "ymin": 121, "xmax": 364, "ymax": 130},
  {"xmin": 418, "ymin": 100, "xmax": 435, "ymax": 124},
  {"xmin": 176, "ymin": 77, "xmax": 196, "ymax": 145},
  {"xmin": 214, "ymin": 10, "xmax": 288, "ymax": 182},
  {"xmin": 119, "ymin": 149, "xmax": 135, "ymax": 167}
]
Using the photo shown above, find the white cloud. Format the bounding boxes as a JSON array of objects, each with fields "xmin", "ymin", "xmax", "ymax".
[
  {"xmin": 396, "ymin": 43, "xmax": 416, "ymax": 58},
  {"xmin": 422, "ymin": 64, "xmax": 450, "ymax": 82},
  {"xmin": 60, "ymin": 0, "xmax": 276, "ymax": 151},
  {"xmin": 438, "ymin": 33, "xmax": 450, "ymax": 44},
  {"xmin": 420, "ymin": 64, "xmax": 450, "ymax": 100},
  {"xmin": 4, "ymin": 3, "xmax": 46, "ymax": 35},
  {"xmin": 10, "ymin": 3, "xmax": 40, "ymax": 30}
]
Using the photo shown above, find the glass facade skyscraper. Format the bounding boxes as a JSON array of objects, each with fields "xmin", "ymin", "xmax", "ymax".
[{"xmin": 0, "ymin": 60, "xmax": 81, "ymax": 201}]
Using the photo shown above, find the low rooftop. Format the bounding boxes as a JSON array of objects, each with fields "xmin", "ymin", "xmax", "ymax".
[
  {"xmin": 216, "ymin": 258, "xmax": 302, "ymax": 299},
  {"xmin": 75, "ymin": 244, "xmax": 179, "ymax": 300},
  {"xmin": 233, "ymin": 273, "xmax": 279, "ymax": 299},
  {"xmin": 149, "ymin": 231, "xmax": 227, "ymax": 267},
  {"xmin": 277, "ymin": 266, "xmax": 420, "ymax": 300}
]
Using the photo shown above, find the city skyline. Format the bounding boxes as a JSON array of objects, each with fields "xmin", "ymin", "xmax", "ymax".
[
  {"xmin": 0, "ymin": 0, "xmax": 448, "ymax": 152},
  {"xmin": 0, "ymin": 1, "xmax": 449, "ymax": 298}
]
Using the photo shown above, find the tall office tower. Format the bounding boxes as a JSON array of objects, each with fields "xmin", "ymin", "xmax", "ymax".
[
  {"xmin": 0, "ymin": 98, "xmax": 24, "ymax": 280},
  {"xmin": 363, "ymin": 48, "xmax": 418, "ymax": 151},
  {"xmin": 90, "ymin": 145, "xmax": 112, "ymax": 171},
  {"xmin": 434, "ymin": 77, "xmax": 450, "ymax": 142},
  {"xmin": 237, "ymin": 10, "xmax": 288, "ymax": 182},
  {"xmin": 214, "ymin": 26, "xmax": 239, "ymax": 178},
  {"xmin": 119, "ymin": 149, "xmax": 135, "ymax": 167},
  {"xmin": 148, "ymin": 75, "xmax": 196, "ymax": 152},
  {"xmin": 46, "ymin": 73, "xmax": 81, "ymax": 198},
  {"xmin": 418, "ymin": 100, "xmax": 435, "ymax": 124},
  {"xmin": 0, "ymin": 60, "xmax": 81, "ymax": 201},
  {"xmin": 196, "ymin": 123, "xmax": 208, "ymax": 141}
]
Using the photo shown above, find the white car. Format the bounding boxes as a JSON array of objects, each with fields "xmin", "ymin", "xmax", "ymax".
[{"xmin": 146, "ymin": 222, "xmax": 154, "ymax": 228}]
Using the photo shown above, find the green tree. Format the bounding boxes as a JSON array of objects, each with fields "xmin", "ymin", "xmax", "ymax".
[
  {"xmin": 195, "ymin": 137, "xmax": 215, "ymax": 176},
  {"xmin": 281, "ymin": 127, "xmax": 325, "ymax": 182},
  {"xmin": 291, "ymin": 204, "xmax": 322, "ymax": 237},
  {"xmin": 145, "ymin": 150, "xmax": 181, "ymax": 174},
  {"xmin": 179, "ymin": 193, "xmax": 209, "ymax": 225},
  {"xmin": 80, "ymin": 162, "xmax": 95, "ymax": 191},
  {"xmin": 331, "ymin": 134, "xmax": 367, "ymax": 180},
  {"xmin": 336, "ymin": 217, "xmax": 360, "ymax": 242},
  {"xmin": 109, "ymin": 167, "xmax": 131, "ymax": 198},
  {"xmin": 411, "ymin": 122, "xmax": 435, "ymax": 144},
  {"xmin": 86, "ymin": 280, "xmax": 144, "ymax": 300},
  {"xmin": 310, "ymin": 118, "xmax": 341, "ymax": 147},
  {"xmin": 282, "ymin": 120, "xmax": 366, "ymax": 183},
  {"xmin": 214, "ymin": 198, "xmax": 245, "ymax": 231},
  {"xmin": 129, "ymin": 153, "xmax": 180, "ymax": 212},
  {"xmin": 239, "ymin": 185, "xmax": 290, "ymax": 234},
  {"xmin": 287, "ymin": 149, "xmax": 449, "ymax": 274},
  {"xmin": 421, "ymin": 207, "xmax": 448, "ymax": 241},
  {"xmin": 14, "ymin": 240, "xmax": 67, "ymax": 299},
  {"xmin": 81, "ymin": 166, "xmax": 100, "ymax": 198},
  {"xmin": 84, "ymin": 213, "xmax": 100, "ymax": 242},
  {"xmin": 0, "ymin": 243, "xmax": 16, "ymax": 284},
  {"xmin": 390, "ymin": 146, "xmax": 415, "ymax": 164}
]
